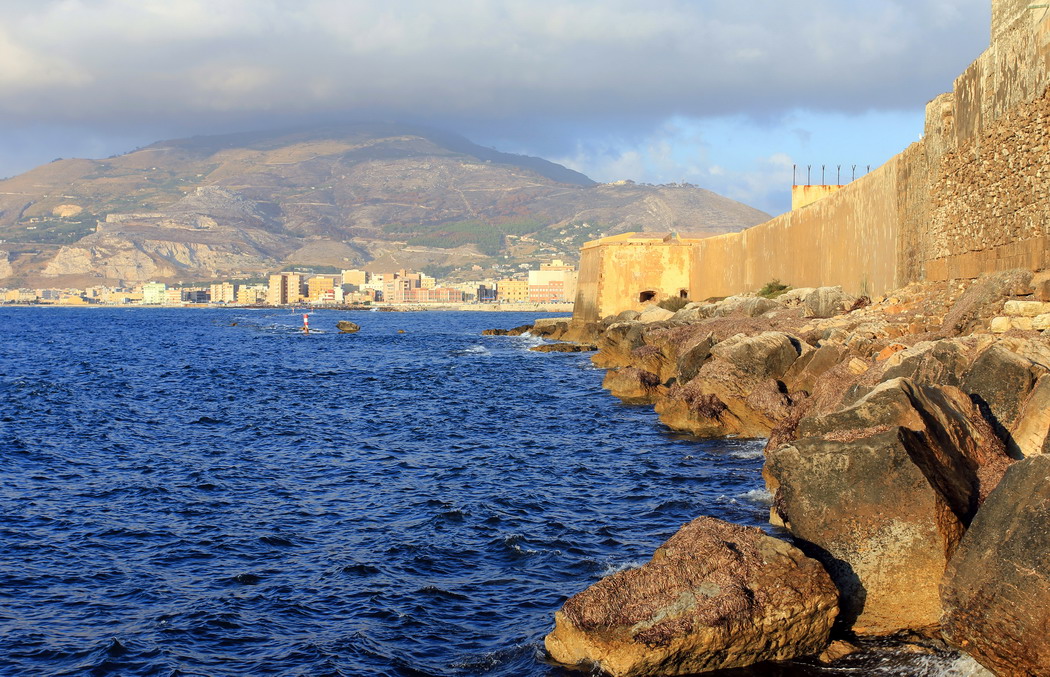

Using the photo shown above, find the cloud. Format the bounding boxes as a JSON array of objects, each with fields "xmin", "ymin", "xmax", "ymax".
[{"xmin": 0, "ymin": 0, "xmax": 989, "ymax": 129}]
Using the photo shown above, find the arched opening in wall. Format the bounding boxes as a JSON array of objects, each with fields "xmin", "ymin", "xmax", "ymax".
[
  {"xmin": 639, "ymin": 290, "xmax": 657, "ymax": 303},
  {"xmin": 679, "ymin": 289, "xmax": 689, "ymax": 299}
]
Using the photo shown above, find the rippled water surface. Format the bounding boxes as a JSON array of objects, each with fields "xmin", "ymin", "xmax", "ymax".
[{"xmin": 0, "ymin": 309, "xmax": 984, "ymax": 676}]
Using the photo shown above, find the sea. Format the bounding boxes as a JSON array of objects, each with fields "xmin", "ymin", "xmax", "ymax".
[{"xmin": 0, "ymin": 308, "xmax": 990, "ymax": 676}]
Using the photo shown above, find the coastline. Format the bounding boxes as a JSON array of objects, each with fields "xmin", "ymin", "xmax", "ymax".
[
  {"xmin": 0, "ymin": 302, "xmax": 575, "ymax": 313},
  {"xmin": 510, "ymin": 273, "xmax": 1049, "ymax": 675}
]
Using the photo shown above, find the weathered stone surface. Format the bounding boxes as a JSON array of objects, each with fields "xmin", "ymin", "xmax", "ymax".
[
  {"xmin": 544, "ymin": 517, "xmax": 838, "ymax": 676},
  {"xmin": 804, "ymin": 287, "xmax": 856, "ymax": 318},
  {"xmin": 879, "ymin": 339, "xmax": 974, "ymax": 388},
  {"xmin": 768, "ymin": 378, "xmax": 1010, "ymax": 635},
  {"xmin": 962, "ymin": 344, "xmax": 1042, "ymax": 436},
  {"xmin": 336, "ymin": 320, "xmax": 361, "ymax": 333},
  {"xmin": 602, "ymin": 368, "xmax": 661, "ymax": 404},
  {"xmin": 530, "ymin": 342, "xmax": 597, "ymax": 353},
  {"xmin": 481, "ymin": 323, "xmax": 532, "ymax": 336},
  {"xmin": 675, "ymin": 333, "xmax": 716, "ymax": 385},
  {"xmin": 1009, "ymin": 374, "xmax": 1050, "ymax": 457},
  {"xmin": 593, "ymin": 322, "xmax": 646, "ymax": 369},
  {"xmin": 638, "ymin": 306, "xmax": 676, "ymax": 324},
  {"xmin": 782, "ymin": 344, "xmax": 848, "ymax": 395},
  {"xmin": 767, "ymin": 429, "xmax": 962, "ymax": 636},
  {"xmin": 942, "ymin": 455, "xmax": 1050, "ymax": 677},
  {"xmin": 1002, "ymin": 300, "xmax": 1050, "ymax": 317},
  {"xmin": 708, "ymin": 332, "xmax": 801, "ymax": 380}
]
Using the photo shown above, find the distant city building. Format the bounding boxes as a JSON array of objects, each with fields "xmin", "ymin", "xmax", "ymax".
[
  {"xmin": 306, "ymin": 275, "xmax": 338, "ymax": 302},
  {"xmin": 237, "ymin": 284, "xmax": 267, "ymax": 305},
  {"xmin": 210, "ymin": 282, "xmax": 239, "ymax": 304},
  {"xmin": 497, "ymin": 279, "xmax": 528, "ymax": 303},
  {"xmin": 267, "ymin": 273, "xmax": 305, "ymax": 306},
  {"xmin": 341, "ymin": 269, "xmax": 369, "ymax": 286},
  {"xmin": 141, "ymin": 282, "xmax": 167, "ymax": 305}
]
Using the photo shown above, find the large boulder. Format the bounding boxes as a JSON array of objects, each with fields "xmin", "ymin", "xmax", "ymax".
[
  {"xmin": 545, "ymin": 517, "xmax": 838, "ymax": 676},
  {"xmin": 708, "ymin": 332, "xmax": 802, "ymax": 380},
  {"xmin": 766, "ymin": 378, "xmax": 1010, "ymax": 636},
  {"xmin": 594, "ymin": 322, "xmax": 647, "ymax": 369},
  {"xmin": 1009, "ymin": 375, "xmax": 1050, "ymax": 457},
  {"xmin": 602, "ymin": 368, "xmax": 662, "ymax": 404},
  {"xmin": 961, "ymin": 344, "xmax": 1044, "ymax": 439},
  {"xmin": 336, "ymin": 320, "xmax": 361, "ymax": 333},
  {"xmin": 942, "ymin": 455, "xmax": 1050, "ymax": 676},
  {"xmin": 638, "ymin": 305, "xmax": 676, "ymax": 324},
  {"xmin": 804, "ymin": 287, "xmax": 857, "ymax": 318}
]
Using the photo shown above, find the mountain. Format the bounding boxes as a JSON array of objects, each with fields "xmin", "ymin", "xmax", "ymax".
[{"xmin": 0, "ymin": 123, "xmax": 771, "ymax": 287}]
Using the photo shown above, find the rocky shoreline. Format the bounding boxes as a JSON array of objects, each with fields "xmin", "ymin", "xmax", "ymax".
[{"xmin": 489, "ymin": 270, "xmax": 1050, "ymax": 676}]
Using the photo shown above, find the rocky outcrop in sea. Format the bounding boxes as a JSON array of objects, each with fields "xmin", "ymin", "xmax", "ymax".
[{"xmin": 501, "ymin": 269, "xmax": 1050, "ymax": 675}]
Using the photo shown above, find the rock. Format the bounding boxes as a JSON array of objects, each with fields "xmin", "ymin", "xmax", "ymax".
[
  {"xmin": 1002, "ymin": 300, "xmax": 1050, "ymax": 317},
  {"xmin": 1034, "ymin": 313, "xmax": 1050, "ymax": 331},
  {"xmin": 942, "ymin": 455, "xmax": 1050, "ymax": 676},
  {"xmin": 804, "ymin": 287, "xmax": 856, "ymax": 318},
  {"xmin": 336, "ymin": 321, "xmax": 361, "ymax": 333},
  {"xmin": 879, "ymin": 339, "xmax": 974, "ymax": 388},
  {"xmin": 962, "ymin": 344, "xmax": 1043, "ymax": 439},
  {"xmin": 941, "ymin": 270, "xmax": 1033, "ymax": 336},
  {"xmin": 778, "ymin": 287, "xmax": 817, "ymax": 306},
  {"xmin": 544, "ymin": 517, "xmax": 838, "ymax": 676},
  {"xmin": 767, "ymin": 378, "xmax": 1010, "ymax": 636},
  {"xmin": 675, "ymin": 333, "xmax": 716, "ymax": 385},
  {"xmin": 714, "ymin": 295, "xmax": 783, "ymax": 317},
  {"xmin": 530, "ymin": 342, "xmax": 597, "ymax": 353},
  {"xmin": 708, "ymin": 332, "xmax": 801, "ymax": 380},
  {"xmin": 818, "ymin": 640, "xmax": 861, "ymax": 664},
  {"xmin": 593, "ymin": 322, "xmax": 646, "ymax": 369},
  {"xmin": 602, "ymin": 368, "xmax": 661, "ymax": 404},
  {"xmin": 481, "ymin": 324, "xmax": 532, "ymax": 336},
  {"xmin": 616, "ymin": 309, "xmax": 641, "ymax": 322},
  {"xmin": 532, "ymin": 320, "xmax": 569, "ymax": 337},
  {"xmin": 638, "ymin": 306, "xmax": 676, "ymax": 324},
  {"xmin": 1008, "ymin": 375, "xmax": 1050, "ymax": 457},
  {"xmin": 782, "ymin": 344, "xmax": 848, "ymax": 395}
]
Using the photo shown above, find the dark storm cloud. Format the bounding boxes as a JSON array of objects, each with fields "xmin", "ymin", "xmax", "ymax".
[{"xmin": 0, "ymin": 0, "xmax": 989, "ymax": 132}]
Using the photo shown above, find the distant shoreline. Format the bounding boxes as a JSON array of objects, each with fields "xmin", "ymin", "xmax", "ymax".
[{"xmin": 0, "ymin": 302, "xmax": 575, "ymax": 313}]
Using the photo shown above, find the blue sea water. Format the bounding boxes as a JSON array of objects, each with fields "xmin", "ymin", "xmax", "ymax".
[{"xmin": 0, "ymin": 309, "xmax": 986, "ymax": 676}]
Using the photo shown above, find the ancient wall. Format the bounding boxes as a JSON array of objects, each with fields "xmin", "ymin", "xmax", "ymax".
[
  {"xmin": 573, "ymin": 0, "xmax": 1050, "ymax": 321},
  {"xmin": 692, "ymin": 161, "xmax": 902, "ymax": 298},
  {"xmin": 574, "ymin": 235, "xmax": 696, "ymax": 322}
]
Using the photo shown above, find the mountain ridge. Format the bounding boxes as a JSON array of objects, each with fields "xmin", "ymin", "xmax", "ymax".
[{"xmin": 0, "ymin": 123, "xmax": 771, "ymax": 287}]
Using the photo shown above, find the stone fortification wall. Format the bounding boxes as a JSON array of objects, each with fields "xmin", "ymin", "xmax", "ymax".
[
  {"xmin": 573, "ymin": 0, "xmax": 1048, "ymax": 322},
  {"xmin": 691, "ymin": 160, "xmax": 902, "ymax": 298},
  {"xmin": 688, "ymin": 0, "xmax": 1049, "ymax": 301}
]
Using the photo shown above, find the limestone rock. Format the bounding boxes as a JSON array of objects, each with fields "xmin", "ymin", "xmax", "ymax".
[
  {"xmin": 708, "ymin": 332, "xmax": 801, "ymax": 380},
  {"xmin": 962, "ymin": 344, "xmax": 1043, "ymax": 437},
  {"xmin": 942, "ymin": 455, "xmax": 1050, "ymax": 676},
  {"xmin": 768, "ymin": 378, "xmax": 1010, "ymax": 636},
  {"xmin": 675, "ymin": 333, "xmax": 716, "ymax": 385},
  {"xmin": 593, "ymin": 322, "xmax": 646, "ymax": 369},
  {"xmin": 804, "ymin": 287, "xmax": 857, "ymax": 318},
  {"xmin": 336, "ymin": 320, "xmax": 361, "ymax": 333},
  {"xmin": 638, "ymin": 306, "xmax": 676, "ymax": 324},
  {"xmin": 1009, "ymin": 375, "xmax": 1050, "ymax": 457},
  {"xmin": 481, "ymin": 324, "xmax": 532, "ymax": 336},
  {"xmin": 544, "ymin": 517, "xmax": 838, "ymax": 676},
  {"xmin": 530, "ymin": 342, "xmax": 597, "ymax": 353},
  {"xmin": 602, "ymin": 368, "xmax": 661, "ymax": 404}
]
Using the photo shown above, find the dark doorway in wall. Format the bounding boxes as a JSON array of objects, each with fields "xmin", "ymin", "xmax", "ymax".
[
  {"xmin": 679, "ymin": 289, "xmax": 689, "ymax": 299},
  {"xmin": 639, "ymin": 290, "xmax": 657, "ymax": 303}
]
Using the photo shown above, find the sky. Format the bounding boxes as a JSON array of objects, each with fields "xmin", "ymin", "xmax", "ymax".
[{"xmin": 0, "ymin": 0, "xmax": 991, "ymax": 215}]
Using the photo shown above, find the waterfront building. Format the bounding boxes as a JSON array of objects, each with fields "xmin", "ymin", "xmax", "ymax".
[
  {"xmin": 141, "ymin": 282, "xmax": 167, "ymax": 305},
  {"xmin": 341, "ymin": 269, "xmax": 369, "ymax": 286},
  {"xmin": 266, "ymin": 273, "xmax": 305, "ymax": 306},
  {"xmin": 210, "ymin": 282, "xmax": 239, "ymax": 304},
  {"xmin": 496, "ymin": 279, "xmax": 528, "ymax": 303},
  {"xmin": 237, "ymin": 284, "xmax": 267, "ymax": 305},
  {"xmin": 306, "ymin": 275, "xmax": 339, "ymax": 302}
]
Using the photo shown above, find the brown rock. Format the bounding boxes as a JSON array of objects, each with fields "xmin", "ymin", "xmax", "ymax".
[
  {"xmin": 530, "ymin": 342, "xmax": 597, "ymax": 353},
  {"xmin": 962, "ymin": 344, "xmax": 1044, "ymax": 440},
  {"xmin": 708, "ymin": 331, "xmax": 801, "ymax": 380},
  {"xmin": 1009, "ymin": 374, "xmax": 1050, "ymax": 457},
  {"xmin": 544, "ymin": 517, "xmax": 838, "ymax": 676},
  {"xmin": 593, "ymin": 322, "xmax": 646, "ymax": 369},
  {"xmin": 942, "ymin": 455, "xmax": 1050, "ymax": 676},
  {"xmin": 767, "ymin": 378, "xmax": 1010, "ymax": 636},
  {"xmin": 602, "ymin": 367, "xmax": 661, "ymax": 404},
  {"xmin": 336, "ymin": 320, "xmax": 361, "ymax": 333}
]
